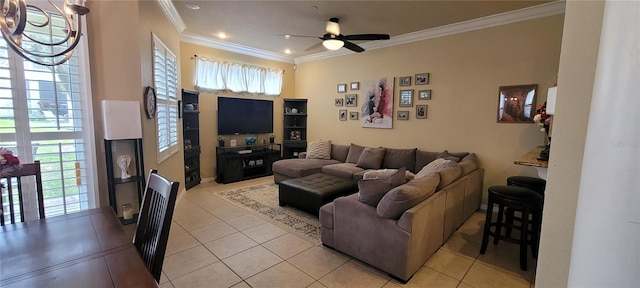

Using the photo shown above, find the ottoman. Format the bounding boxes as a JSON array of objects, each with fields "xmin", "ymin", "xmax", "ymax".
[{"xmin": 278, "ymin": 173, "xmax": 358, "ymax": 215}]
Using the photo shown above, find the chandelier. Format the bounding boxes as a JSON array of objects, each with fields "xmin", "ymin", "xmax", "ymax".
[{"xmin": 0, "ymin": 0, "xmax": 90, "ymax": 66}]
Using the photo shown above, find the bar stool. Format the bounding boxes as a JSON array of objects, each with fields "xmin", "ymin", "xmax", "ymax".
[
  {"xmin": 480, "ymin": 185, "xmax": 543, "ymax": 271},
  {"xmin": 505, "ymin": 176, "xmax": 546, "ymax": 237}
]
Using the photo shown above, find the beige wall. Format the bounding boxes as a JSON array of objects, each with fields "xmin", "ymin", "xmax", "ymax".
[
  {"xmin": 87, "ymin": 0, "xmax": 183, "ymax": 211},
  {"xmin": 535, "ymin": 1, "xmax": 605, "ymax": 286},
  {"xmin": 296, "ymin": 15, "xmax": 564, "ymax": 199},
  {"xmin": 179, "ymin": 42, "xmax": 295, "ymax": 180}
]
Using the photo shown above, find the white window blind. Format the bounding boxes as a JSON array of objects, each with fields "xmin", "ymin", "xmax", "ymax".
[
  {"xmin": 194, "ymin": 57, "xmax": 283, "ymax": 96},
  {"xmin": 152, "ymin": 34, "xmax": 178, "ymax": 162}
]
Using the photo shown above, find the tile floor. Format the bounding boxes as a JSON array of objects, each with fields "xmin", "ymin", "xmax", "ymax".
[{"xmin": 130, "ymin": 176, "xmax": 538, "ymax": 288}]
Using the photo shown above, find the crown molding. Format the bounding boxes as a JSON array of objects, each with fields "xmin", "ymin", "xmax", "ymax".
[
  {"xmin": 294, "ymin": 1, "xmax": 566, "ymax": 64},
  {"xmin": 157, "ymin": 0, "xmax": 186, "ymax": 33},
  {"xmin": 181, "ymin": 33, "xmax": 295, "ymax": 64}
]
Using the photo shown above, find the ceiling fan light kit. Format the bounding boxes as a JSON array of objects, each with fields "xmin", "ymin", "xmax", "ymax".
[
  {"xmin": 322, "ymin": 39, "xmax": 344, "ymax": 50},
  {"xmin": 287, "ymin": 17, "xmax": 390, "ymax": 53}
]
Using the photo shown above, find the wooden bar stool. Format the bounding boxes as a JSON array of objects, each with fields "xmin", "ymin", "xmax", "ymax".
[
  {"xmin": 505, "ymin": 176, "xmax": 546, "ymax": 237},
  {"xmin": 480, "ymin": 185, "xmax": 543, "ymax": 271}
]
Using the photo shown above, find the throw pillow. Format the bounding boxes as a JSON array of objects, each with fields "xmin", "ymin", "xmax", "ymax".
[
  {"xmin": 345, "ymin": 143, "xmax": 366, "ymax": 164},
  {"xmin": 306, "ymin": 139, "xmax": 331, "ymax": 159},
  {"xmin": 415, "ymin": 158, "xmax": 457, "ymax": 178},
  {"xmin": 356, "ymin": 147, "xmax": 386, "ymax": 169},
  {"xmin": 331, "ymin": 144, "xmax": 350, "ymax": 162},
  {"xmin": 415, "ymin": 149, "xmax": 450, "ymax": 172},
  {"xmin": 382, "ymin": 148, "xmax": 417, "ymax": 172},
  {"xmin": 363, "ymin": 168, "xmax": 397, "ymax": 180},
  {"xmin": 358, "ymin": 167, "xmax": 406, "ymax": 206},
  {"xmin": 376, "ymin": 173, "xmax": 440, "ymax": 219}
]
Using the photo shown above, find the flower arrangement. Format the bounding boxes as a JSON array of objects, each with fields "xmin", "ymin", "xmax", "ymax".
[
  {"xmin": 0, "ymin": 148, "xmax": 21, "ymax": 177},
  {"xmin": 533, "ymin": 101, "xmax": 552, "ymax": 134}
]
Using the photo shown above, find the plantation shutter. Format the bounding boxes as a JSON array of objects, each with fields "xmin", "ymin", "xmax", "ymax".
[{"xmin": 152, "ymin": 34, "xmax": 179, "ymax": 162}]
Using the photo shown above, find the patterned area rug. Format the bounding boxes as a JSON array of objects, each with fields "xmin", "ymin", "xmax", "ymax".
[{"xmin": 217, "ymin": 183, "xmax": 321, "ymax": 244}]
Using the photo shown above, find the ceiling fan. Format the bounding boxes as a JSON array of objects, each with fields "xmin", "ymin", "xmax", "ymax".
[{"xmin": 286, "ymin": 18, "xmax": 390, "ymax": 53}]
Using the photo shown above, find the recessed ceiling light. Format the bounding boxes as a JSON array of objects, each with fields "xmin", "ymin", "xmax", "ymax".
[
  {"xmin": 284, "ymin": 35, "xmax": 291, "ymax": 39},
  {"xmin": 284, "ymin": 49, "xmax": 291, "ymax": 54},
  {"xmin": 217, "ymin": 32, "xmax": 227, "ymax": 39},
  {"xmin": 185, "ymin": 3, "xmax": 200, "ymax": 10}
]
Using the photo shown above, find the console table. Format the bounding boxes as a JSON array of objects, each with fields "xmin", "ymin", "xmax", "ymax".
[
  {"xmin": 514, "ymin": 146, "xmax": 549, "ymax": 179},
  {"xmin": 216, "ymin": 144, "xmax": 281, "ymax": 184}
]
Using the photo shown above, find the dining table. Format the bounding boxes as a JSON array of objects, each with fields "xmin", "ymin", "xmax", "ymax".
[{"xmin": 0, "ymin": 207, "xmax": 157, "ymax": 287}]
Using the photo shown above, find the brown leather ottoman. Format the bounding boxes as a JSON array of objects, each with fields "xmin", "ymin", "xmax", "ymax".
[{"xmin": 278, "ymin": 173, "xmax": 358, "ymax": 215}]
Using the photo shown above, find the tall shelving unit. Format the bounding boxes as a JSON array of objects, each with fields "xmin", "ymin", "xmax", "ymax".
[
  {"xmin": 104, "ymin": 138, "xmax": 145, "ymax": 224},
  {"xmin": 282, "ymin": 99, "xmax": 308, "ymax": 158},
  {"xmin": 182, "ymin": 89, "xmax": 201, "ymax": 190}
]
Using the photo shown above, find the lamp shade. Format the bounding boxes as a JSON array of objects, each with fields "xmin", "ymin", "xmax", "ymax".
[
  {"xmin": 546, "ymin": 86, "xmax": 557, "ymax": 115},
  {"xmin": 323, "ymin": 39, "xmax": 344, "ymax": 50},
  {"xmin": 101, "ymin": 100, "xmax": 142, "ymax": 140}
]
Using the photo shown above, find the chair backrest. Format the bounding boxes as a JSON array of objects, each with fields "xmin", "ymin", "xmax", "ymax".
[
  {"xmin": 133, "ymin": 169, "xmax": 179, "ymax": 282},
  {"xmin": 0, "ymin": 161, "xmax": 44, "ymax": 225}
]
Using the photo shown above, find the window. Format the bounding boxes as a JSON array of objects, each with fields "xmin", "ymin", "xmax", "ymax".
[
  {"xmin": 194, "ymin": 57, "xmax": 283, "ymax": 96},
  {"xmin": 0, "ymin": 11, "xmax": 97, "ymax": 221},
  {"xmin": 152, "ymin": 34, "xmax": 178, "ymax": 162}
]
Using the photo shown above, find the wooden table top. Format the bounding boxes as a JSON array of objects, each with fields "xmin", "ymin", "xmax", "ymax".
[
  {"xmin": 514, "ymin": 146, "xmax": 549, "ymax": 168},
  {"xmin": 1, "ymin": 207, "xmax": 157, "ymax": 287}
]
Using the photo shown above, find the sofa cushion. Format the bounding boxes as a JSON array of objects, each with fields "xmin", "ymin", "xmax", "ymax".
[
  {"xmin": 273, "ymin": 158, "xmax": 341, "ymax": 178},
  {"xmin": 364, "ymin": 168, "xmax": 414, "ymax": 182},
  {"xmin": 356, "ymin": 147, "xmax": 386, "ymax": 169},
  {"xmin": 449, "ymin": 152, "xmax": 470, "ymax": 160},
  {"xmin": 382, "ymin": 148, "xmax": 417, "ymax": 172},
  {"xmin": 437, "ymin": 165, "xmax": 462, "ymax": 190},
  {"xmin": 415, "ymin": 150, "xmax": 450, "ymax": 171},
  {"xmin": 415, "ymin": 158, "xmax": 457, "ymax": 178},
  {"xmin": 322, "ymin": 163, "xmax": 366, "ymax": 179},
  {"xmin": 306, "ymin": 139, "xmax": 331, "ymax": 159},
  {"xmin": 376, "ymin": 173, "xmax": 440, "ymax": 219},
  {"xmin": 345, "ymin": 143, "xmax": 366, "ymax": 164},
  {"xmin": 331, "ymin": 144, "xmax": 350, "ymax": 162},
  {"xmin": 358, "ymin": 167, "xmax": 407, "ymax": 206},
  {"xmin": 458, "ymin": 153, "xmax": 478, "ymax": 176}
]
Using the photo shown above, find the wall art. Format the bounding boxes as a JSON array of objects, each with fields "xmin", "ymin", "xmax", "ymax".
[
  {"xmin": 418, "ymin": 90, "xmax": 431, "ymax": 100},
  {"xmin": 360, "ymin": 76, "xmax": 394, "ymax": 129},
  {"xmin": 497, "ymin": 84, "xmax": 537, "ymax": 123},
  {"xmin": 399, "ymin": 89, "xmax": 414, "ymax": 107},
  {"xmin": 416, "ymin": 105, "xmax": 427, "ymax": 119},
  {"xmin": 345, "ymin": 94, "xmax": 357, "ymax": 107},
  {"xmin": 415, "ymin": 73, "xmax": 429, "ymax": 85}
]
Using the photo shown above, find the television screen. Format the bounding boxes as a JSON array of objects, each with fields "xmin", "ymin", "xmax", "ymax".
[{"xmin": 217, "ymin": 97, "xmax": 273, "ymax": 135}]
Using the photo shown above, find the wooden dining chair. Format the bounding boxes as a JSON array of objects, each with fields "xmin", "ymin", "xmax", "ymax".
[
  {"xmin": 0, "ymin": 161, "xmax": 45, "ymax": 225},
  {"xmin": 133, "ymin": 169, "xmax": 179, "ymax": 282}
]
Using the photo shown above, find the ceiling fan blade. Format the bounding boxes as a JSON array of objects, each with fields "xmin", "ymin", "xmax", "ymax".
[
  {"xmin": 305, "ymin": 42, "xmax": 324, "ymax": 51},
  {"xmin": 278, "ymin": 34, "xmax": 318, "ymax": 38},
  {"xmin": 343, "ymin": 40, "xmax": 365, "ymax": 53},
  {"xmin": 344, "ymin": 34, "xmax": 390, "ymax": 41}
]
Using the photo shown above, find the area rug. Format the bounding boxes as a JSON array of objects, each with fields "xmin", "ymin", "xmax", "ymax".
[{"xmin": 217, "ymin": 183, "xmax": 321, "ymax": 244}]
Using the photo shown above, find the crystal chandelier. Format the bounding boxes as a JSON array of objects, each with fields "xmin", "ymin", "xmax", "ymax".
[{"xmin": 0, "ymin": 0, "xmax": 90, "ymax": 66}]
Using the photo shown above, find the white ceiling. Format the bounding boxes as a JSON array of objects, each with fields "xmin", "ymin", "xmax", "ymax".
[{"xmin": 169, "ymin": 1, "xmax": 557, "ymax": 62}]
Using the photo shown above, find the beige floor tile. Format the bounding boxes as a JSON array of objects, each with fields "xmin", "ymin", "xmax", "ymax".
[
  {"xmin": 225, "ymin": 213, "xmax": 267, "ymax": 231},
  {"xmin": 457, "ymin": 282, "xmax": 474, "ymax": 288},
  {"xmin": 163, "ymin": 245, "xmax": 219, "ymax": 280},
  {"xmin": 159, "ymin": 282, "xmax": 174, "ymax": 288},
  {"xmin": 190, "ymin": 221, "xmax": 238, "ymax": 243},
  {"xmin": 169, "ymin": 221, "xmax": 187, "ymax": 237},
  {"xmin": 174, "ymin": 212, "xmax": 222, "ymax": 232},
  {"xmin": 246, "ymin": 261, "xmax": 315, "ymax": 288},
  {"xmin": 452, "ymin": 223, "xmax": 485, "ymax": 244},
  {"xmin": 173, "ymin": 199, "xmax": 209, "ymax": 220},
  {"xmin": 172, "ymin": 262, "xmax": 242, "ymax": 288},
  {"xmin": 263, "ymin": 233, "xmax": 314, "ymax": 259},
  {"xmin": 242, "ymin": 222, "xmax": 288, "ymax": 243},
  {"xmin": 288, "ymin": 246, "xmax": 350, "ymax": 279},
  {"xmin": 475, "ymin": 241, "xmax": 537, "ymax": 282},
  {"xmin": 308, "ymin": 281, "xmax": 329, "ymax": 288},
  {"xmin": 223, "ymin": 245, "xmax": 283, "ymax": 279},
  {"xmin": 159, "ymin": 272, "xmax": 169, "ymax": 284},
  {"xmin": 210, "ymin": 204, "xmax": 251, "ymax": 220},
  {"xmin": 319, "ymin": 261, "xmax": 389, "ymax": 288},
  {"xmin": 165, "ymin": 231, "xmax": 201, "ymax": 256},
  {"xmin": 462, "ymin": 262, "xmax": 530, "ymax": 288},
  {"xmin": 382, "ymin": 282, "xmax": 401, "ymax": 288},
  {"xmin": 441, "ymin": 235, "xmax": 481, "ymax": 260},
  {"xmin": 230, "ymin": 281, "xmax": 252, "ymax": 288},
  {"xmin": 463, "ymin": 212, "xmax": 487, "ymax": 229},
  {"xmin": 424, "ymin": 249, "xmax": 474, "ymax": 281},
  {"xmin": 349, "ymin": 259, "xmax": 392, "ymax": 280},
  {"xmin": 205, "ymin": 232, "xmax": 259, "ymax": 259},
  {"xmin": 392, "ymin": 267, "xmax": 458, "ymax": 288}
]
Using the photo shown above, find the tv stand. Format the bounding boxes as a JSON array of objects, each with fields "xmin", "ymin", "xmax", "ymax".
[{"xmin": 216, "ymin": 144, "xmax": 281, "ymax": 184}]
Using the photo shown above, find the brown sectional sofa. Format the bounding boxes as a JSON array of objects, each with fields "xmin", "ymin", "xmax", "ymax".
[{"xmin": 271, "ymin": 143, "xmax": 484, "ymax": 282}]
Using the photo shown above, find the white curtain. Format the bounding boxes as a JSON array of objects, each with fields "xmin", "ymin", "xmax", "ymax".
[
  {"xmin": 568, "ymin": 0, "xmax": 639, "ymax": 286},
  {"xmin": 194, "ymin": 57, "xmax": 283, "ymax": 96}
]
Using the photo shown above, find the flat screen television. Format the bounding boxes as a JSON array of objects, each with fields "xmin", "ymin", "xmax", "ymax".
[{"xmin": 217, "ymin": 97, "xmax": 273, "ymax": 135}]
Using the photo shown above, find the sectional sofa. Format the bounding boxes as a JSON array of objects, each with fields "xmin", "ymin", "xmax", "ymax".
[{"xmin": 272, "ymin": 142, "xmax": 484, "ymax": 282}]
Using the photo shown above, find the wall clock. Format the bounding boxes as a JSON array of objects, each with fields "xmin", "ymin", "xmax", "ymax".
[{"xmin": 144, "ymin": 86, "xmax": 156, "ymax": 119}]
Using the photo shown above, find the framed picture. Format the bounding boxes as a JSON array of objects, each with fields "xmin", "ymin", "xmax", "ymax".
[
  {"xmin": 399, "ymin": 89, "xmax": 414, "ymax": 107},
  {"xmin": 339, "ymin": 109, "xmax": 347, "ymax": 121},
  {"xmin": 399, "ymin": 76, "xmax": 411, "ymax": 86},
  {"xmin": 415, "ymin": 73, "xmax": 429, "ymax": 85},
  {"xmin": 337, "ymin": 83, "xmax": 347, "ymax": 93},
  {"xmin": 416, "ymin": 105, "xmax": 428, "ymax": 119},
  {"xmin": 418, "ymin": 90, "xmax": 432, "ymax": 100},
  {"xmin": 349, "ymin": 111, "xmax": 359, "ymax": 120},
  {"xmin": 345, "ymin": 94, "xmax": 357, "ymax": 107},
  {"xmin": 497, "ymin": 84, "xmax": 538, "ymax": 123},
  {"xmin": 350, "ymin": 82, "xmax": 359, "ymax": 91},
  {"xmin": 335, "ymin": 98, "xmax": 344, "ymax": 106},
  {"xmin": 397, "ymin": 111, "xmax": 409, "ymax": 120},
  {"xmin": 361, "ymin": 76, "xmax": 394, "ymax": 129}
]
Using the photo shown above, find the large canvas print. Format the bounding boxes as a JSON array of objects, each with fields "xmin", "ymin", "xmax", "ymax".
[{"xmin": 360, "ymin": 77, "xmax": 394, "ymax": 129}]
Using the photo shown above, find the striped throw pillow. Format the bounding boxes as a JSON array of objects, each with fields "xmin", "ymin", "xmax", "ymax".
[{"xmin": 306, "ymin": 139, "xmax": 331, "ymax": 159}]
